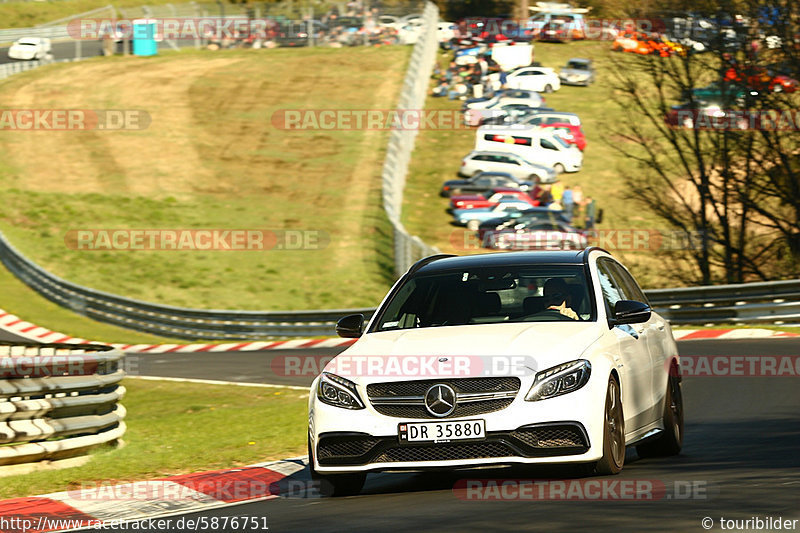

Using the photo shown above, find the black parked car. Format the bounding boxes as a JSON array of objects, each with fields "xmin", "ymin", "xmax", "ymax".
[{"xmin": 440, "ymin": 171, "xmax": 533, "ymax": 197}]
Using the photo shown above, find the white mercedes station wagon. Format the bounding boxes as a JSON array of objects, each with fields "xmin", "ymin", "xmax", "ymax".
[{"xmin": 308, "ymin": 249, "xmax": 683, "ymax": 496}]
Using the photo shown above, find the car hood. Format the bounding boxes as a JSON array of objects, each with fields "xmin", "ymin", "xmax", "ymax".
[{"xmin": 333, "ymin": 322, "xmax": 605, "ymax": 383}]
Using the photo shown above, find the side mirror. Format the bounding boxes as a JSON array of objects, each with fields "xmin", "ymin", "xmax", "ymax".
[
  {"xmin": 611, "ymin": 300, "xmax": 651, "ymax": 325},
  {"xmin": 336, "ymin": 314, "xmax": 365, "ymax": 338}
]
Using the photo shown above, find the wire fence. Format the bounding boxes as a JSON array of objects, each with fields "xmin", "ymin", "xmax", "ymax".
[{"xmin": 382, "ymin": 1, "xmax": 440, "ymax": 276}]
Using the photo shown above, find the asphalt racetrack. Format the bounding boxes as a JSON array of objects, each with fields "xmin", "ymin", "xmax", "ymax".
[{"xmin": 81, "ymin": 337, "xmax": 800, "ymax": 532}]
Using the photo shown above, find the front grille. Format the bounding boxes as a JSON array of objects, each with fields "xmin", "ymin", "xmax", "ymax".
[
  {"xmin": 374, "ymin": 442, "xmax": 512, "ymax": 463},
  {"xmin": 367, "ymin": 377, "xmax": 520, "ymax": 397},
  {"xmin": 511, "ymin": 425, "xmax": 588, "ymax": 449},
  {"xmin": 367, "ymin": 377, "xmax": 520, "ymax": 419}
]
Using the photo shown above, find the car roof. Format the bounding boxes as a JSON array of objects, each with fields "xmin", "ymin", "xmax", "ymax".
[
  {"xmin": 468, "ymin": 150, "xmax": 522, "ymax": 158},
  {"xmin": 567, "ymin": 58, "xmax": 591, "ymax": 63},
  {"xmin": 475, "ymin": 171, "xmax": 514, "ymax": 177},
  {"xmin": 415, "ymin": 250, "xmax": 590, "ymax": 275}
]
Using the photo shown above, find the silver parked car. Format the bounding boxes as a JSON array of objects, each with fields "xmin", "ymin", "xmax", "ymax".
[
  {"xmin": 559, "ymin": 58, "xmax": 595, "ymax": 86},
  {"xmin": 459, "ymin": 151, "xmax": 558, "ymax": 184}
]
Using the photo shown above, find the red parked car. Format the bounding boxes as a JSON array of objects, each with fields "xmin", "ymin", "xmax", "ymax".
[
  {"xmin": 449, "ymin": 188, "xmax": 535, "ymax": 211},
  {"xmin": 542, "ymin": 122, "xmax": 587, "ymax": 151}
]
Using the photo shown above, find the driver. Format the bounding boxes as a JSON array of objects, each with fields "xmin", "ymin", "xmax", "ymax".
[{"xmin": 543, "ymin": 278, "xmax": 579, "ymax": 320}]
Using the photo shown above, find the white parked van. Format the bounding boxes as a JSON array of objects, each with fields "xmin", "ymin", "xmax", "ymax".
[{"xmin": 474, "ymin": 125, "xmax": 583, "ymax": 173}]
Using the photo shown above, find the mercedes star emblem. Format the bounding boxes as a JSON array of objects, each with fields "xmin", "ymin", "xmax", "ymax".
[{"xmin": 424, "ymin": 384, "xmax": 457, "ymax": 417}]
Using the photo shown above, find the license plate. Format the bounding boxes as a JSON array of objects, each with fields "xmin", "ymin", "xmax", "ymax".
[{"xmin": 398, "ymin": 420, "xmax": 486, "ymax": 444}]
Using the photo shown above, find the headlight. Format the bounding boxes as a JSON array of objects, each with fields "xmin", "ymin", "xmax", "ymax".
[
  {"xmin": 525, "ymin": 360, "xmax": 591, "ymax": 401},
  {"xmin": 317, "ymin": 372, "xmax": 365, "ymax": 409}
]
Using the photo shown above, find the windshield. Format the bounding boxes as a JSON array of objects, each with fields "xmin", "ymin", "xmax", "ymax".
[
  {"xmin": 373, "ymin": 265, "xmax": 594, "ymax": 331},
  {"xmin": 566, "ymin": 61, "xmax": 588, "ymax": 69}
]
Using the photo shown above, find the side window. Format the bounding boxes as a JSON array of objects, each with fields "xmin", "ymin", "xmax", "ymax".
[
  {"xmin": 473, "ymin": 155, "xmax": 489, "ymax": 162},
  {"xmin": 608, "ymin": 262, "xmax": 650, "ymax": 304},
  {"xmin": 498, "ymin": 156, "xmax": 518, "ymax": 165},
  {"xmin": 474, "ymin": 177, "xmax": 492, "ymax": 188},
  {"xmin": 596, "ymin": 260, "xmax": 625, "ymax": 315},
  {"xmin": 540, "ymin": 139, "xmax": 557, "ymax": 150}
]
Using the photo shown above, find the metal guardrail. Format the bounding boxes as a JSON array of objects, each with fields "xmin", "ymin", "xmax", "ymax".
[
  {"xmin": 382, "ymin": 1, "xmax": 440, "ymax": 276},
  {"xmin": 647, "ymin": 280, "xmax": 800, "ymax": 325},
  {"xmin": 0, "ymin": 342, "xmax": 126, "ymax": 467},
  {"xmin": 0, "ymin": 232, "xmax": 374, "ymax": 339},
  {"xmin": 0, "ymin": 57, "xmax": 86, "ymax": 80},
  {"xmin": 2, "ymin": 223, "xmax": 797, "ymax": 340}
]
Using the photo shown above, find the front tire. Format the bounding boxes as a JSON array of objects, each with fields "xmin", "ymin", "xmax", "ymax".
[
  {"xmin": 636, "ymin": 372, "xmax": 683, "ymax": 458},
  {"xmin": 594, "ymin": 375, "xmax": 625, "ymax": 475},
  {"xmin": 466, "ymin": 219, "xmax": 481, "ymax": 231},
  {"xmin": 553, "ymin": 163, "xmax": 565, "ymax": 174},
  {"xmin": 308, "ymin": 437, "xmax": 366, "ymax": 497},
  {"xmin": 544, "ymin": 84, "xmax": 553, "ymax": 93}
]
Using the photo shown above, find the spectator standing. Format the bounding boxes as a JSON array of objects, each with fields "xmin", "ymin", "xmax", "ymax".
[
  {"xmin": 561, "ymin": 185, "xmax": 574, "ymax": 220},
  {"xmin": 539, "ymin": 184, "xmax": 554, "ymax": 206},
  {"xmin": 551, "ymin": 181, "xmax": 564, "ymax": 203},
  {"xmin": 585, "ymin": 196, "xmax": 597, "ymax": 229}
]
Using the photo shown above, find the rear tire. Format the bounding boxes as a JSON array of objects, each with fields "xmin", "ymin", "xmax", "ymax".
[
  {"xmin": 466, "ymin": 219, "xmax": 481, "ymax": 231},
  {"xmin": 554, "ymin": 163, "xmax": 565, "ymax": 174},
  {"xmin": 308, "ymin": 437, "xmax": 366, "ymax": 497},
  {"xmin": 544, "ymin": 84, "xmax": 553, "ymax": 93},
  {"xmin": 636, "ymin": 371, "xmax": 683, "ymax": 458},
  {"xmin": 594, "ymin": 376, "xmax": 625, "ymax": 475}
]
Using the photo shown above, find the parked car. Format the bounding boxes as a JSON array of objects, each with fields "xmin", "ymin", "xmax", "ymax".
[
  {"xmin": 440, "ymin": 171, "xmax": 533, "ymax": 197},
  {"xmin": 465, "ymin": 102, "xmax": 548, "ymax": 127},
  {"xmin": 453, "ymin": 199, "xmax": 536, "ymax": 230},
  {"xmin": 684, "ymin": 80, "xmax": 754, "ymax": 105},
  {"xmin": 477, "ymin": 207, "xmax": 571, "ymax": 242},
  {"xmin": 310, "ymin": 249, "xmax": 682, "ymax": 495},
  {"xmin": 519, "ymin": 111, "xmax": 582, "ymax": 127},
  {"xmin": 463, "ymin": 89, "xmax": 545, "ymax": 112},
  {"xmin": 480, "ymin": 106, "xmax": 556, "ymax": 127},
  {"xmin": 476, "ymin": 104, "xmax": 552, "ymax": 127},
  {"xmin": 559, "ymin": 58, "xmax": 595, "ymax": 86},
  {"xmin": 459, "ymin": 151, "xmax": 557, "ymax": 183},
  {"xmin": 664, "ymin": 100, "xmax": 728, "ymax": 128},
  {"xmin": 484, "ymin": 219, "xmax": 587, "ymax": 250},
  {"xmin": 449, "ymin": 189, "xmax": 535, "ymax": 211},
  {"xmin": 542, "ymin": 122, "xmax": 587, "ymax": 151},
  {"xmin": 475, "ymin": 125, "xmax": 583, "ymax": 173},
  {"xmin": 8, "ymin": 37, "xmax": 51, "ymax": 60},
  {"xmin": 506, "ymin": 66, "xmax": 561, "ymax": 93}
]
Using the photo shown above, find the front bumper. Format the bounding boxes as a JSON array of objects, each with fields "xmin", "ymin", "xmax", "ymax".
[
  {"xmin": 309, "ymin": 377, "xmax": 607, "ymax": 474},
  {"xmin": 316, "ymin": 422, "xmax": 589, "ymax": 470}
]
